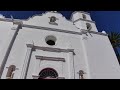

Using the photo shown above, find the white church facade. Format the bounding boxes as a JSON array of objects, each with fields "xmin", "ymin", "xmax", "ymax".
[{"xmin": 0, "ymin": 11, "xmax": 120, "ymax": 79}]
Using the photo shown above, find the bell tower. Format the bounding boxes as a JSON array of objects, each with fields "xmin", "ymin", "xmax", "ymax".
[{"xmin": 71, "ymin": 11, "xmax": 98, "ymax": 32}]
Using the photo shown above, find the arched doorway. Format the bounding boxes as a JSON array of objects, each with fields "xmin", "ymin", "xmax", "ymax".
[{"xmin": 38, "ymin": 68, "xmax": 58, "ymax": 79}]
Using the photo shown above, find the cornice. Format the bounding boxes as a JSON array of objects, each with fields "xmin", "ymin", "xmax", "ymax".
[
  {"xmin": 0, "ymin": 17, "xmax": 108, "ymax": 37},
  {"xmin": 26, "ymin": 44, "xmax": 75, "ymax": 55},
  {"xmin": 73, "ymin": 18, "xmax": 95, "ymax": 23},
  {"xmin": 36, "ymin": 55, "xmax": 65, "ymax": 62},
  {"xmin": 81, "ymin": 29, "xmax": 108, "ymax": 36},
  {"xmin": 22, "ymin": 24, "xmax": 82, "ymax": 35}
]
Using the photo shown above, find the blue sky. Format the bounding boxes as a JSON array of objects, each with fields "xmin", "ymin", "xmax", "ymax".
[
  {"xmin": 0, "ymin": 11, "xmax": 120, "ymax": 33},
  {"xmin": 89, "ymin": 11, "xmax": 120, "ymax": 33}
]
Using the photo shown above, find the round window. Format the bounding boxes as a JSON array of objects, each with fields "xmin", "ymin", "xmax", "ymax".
[{"xmin": 45, "ymin": 35, "xmax": 57, "ymax": 46}]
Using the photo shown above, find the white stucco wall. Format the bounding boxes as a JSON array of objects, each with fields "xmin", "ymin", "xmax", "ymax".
[
  {"xmin": 82, "ymin": 33, "xmax": 120, "ymax": 79},
  {"xmin": 0, "ymin": 21, "xmax": 15, "ymax": 66},
  {"xmin": 1, "ymin": 25, "xmax": 88, "ymax": 79},
  {"xmin": 0, "ymin": 11, "xmax": 120, "ymax": 79},
  {"xmin": 23, "ymin": 12, "xmax": 80, "ymax": 33}
]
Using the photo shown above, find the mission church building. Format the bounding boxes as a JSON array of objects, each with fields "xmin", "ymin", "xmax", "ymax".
[{"xmin": 0, "ymin": 11, "xmax": 120, "ymax": 79}]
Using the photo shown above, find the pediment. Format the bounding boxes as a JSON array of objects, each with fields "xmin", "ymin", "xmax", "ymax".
[{"xmin": 23, "ymin": 11, "xmax": 79, "ymax": 32}]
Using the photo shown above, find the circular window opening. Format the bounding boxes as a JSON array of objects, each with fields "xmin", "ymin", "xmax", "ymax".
[{"xmin": 45, "ymin": 35, "xmax": 56, "ymax": 46}]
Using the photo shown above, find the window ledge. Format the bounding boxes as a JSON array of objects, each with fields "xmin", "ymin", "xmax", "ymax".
[{"xmin": 49, "ymin": 22, "xmax": 58, "ymax": 25}]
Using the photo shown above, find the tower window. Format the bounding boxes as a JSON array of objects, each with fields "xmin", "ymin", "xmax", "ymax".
[
  {"xmin": 38, "ymin": 68, "xmax": 58, "ymax": 79},
  {"xmin": 82, "ymin": 14, "xmax": 86, "ymax": 19},
  {"xmin": 86, "ymin": 23, "xmax": 92, "ymax": 30},
  {"xmin": 45, "ymin": 35, "xmax": 56, "ymax": 46},
  {"xmin": 6, "ymin": 65, "xmax": 16, "ymax": 79}
]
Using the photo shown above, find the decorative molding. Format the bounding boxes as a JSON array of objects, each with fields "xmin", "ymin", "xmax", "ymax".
[
  {"xmin": 26, "ymin": 44, "xmax": 75, "ymax": 55},
  {"xmin": 89, "ymin": 30, "xmax": 108, "ymax": 36},
  {"xmin": 6, "ymin": 67, "xmax": 19, "ymax": 70},
  {"xmin": 0, "ymin": 24, "xmax": 22, "ymax": 78},
  {"xmin": 13, "ymin": 21, "xmax": 23, "ymax": 26},
  {"xmin": 22, "ymin": 24, "xmax": 82, "ymax": 35},
  {"xmin": 0, "ymin": 18, "xmax": 23, "ymax": 30},
  {"xmin": 0, "ymin": 18, "xmax": 13, "ymax": 22},
  {"xmin": 0, "ymin": 17, "xmax": 82, "ymax": 35},
  {"xmin": 49, "ymin": 22, "xmax": 58, "ymax": 25},
  {"xmin": 32, "ymin": 74, "xmax": 65, "ymax": 79},
  {"xmin": 22, "ymin": 24, "xmax": 108, "ymax": 37},
  {"xmin": 20, "ymin": 46, "xmax": 34, "ymax": 79},
  {"xmin": 0, "ymin": 16, "xmax": 107, "ymax": 37},
  {"xmin": 0, "ymin": 17, "xmax": 107, "ymax": 37},
  {"xmin": 79, "ymin": 11, "xmax": 90, "ymax": 15},
  {"xmin": 57, "ymin": 77, "xmax": 65, "ymax": 79},
  {"xmin": 36, "ymin": 55, "xmax": 65, "ymax": 62},
  {"xmin": 81, "ymin": 29, "xmax": 108, "ymax": 36},
  {"xmin": 73, "ymin": 18, "xmax": 95, "ymax": 23},
  {"xmin": 0, "ymin": 18, "xmax": 23, "ymax": 25},
  {"xmin": 32, "ymin": 75, "xmax": 39, "ymax": 79}
]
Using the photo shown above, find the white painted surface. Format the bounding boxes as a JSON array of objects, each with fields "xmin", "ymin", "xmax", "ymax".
[
  {"xmin": 83, "ymin": 33, "xmax": 120, "ymax": 79},
  {"xmin": 0, "ymin": 11, "xmax": 120, "ymax": 79}
]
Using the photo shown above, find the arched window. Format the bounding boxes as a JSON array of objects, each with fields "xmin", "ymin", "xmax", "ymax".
[
  {"xmin": 82, "ymin": 14, "xmax": 86, "ymax": 19},
  {"xmin": 38, "ymin": 68, "xmax": 58, "ymax": 79},
  {"xmin": 6, "ymin": 65, "xmax": 16, "ymax": 79},
  {"xmin": 50, "ymin": 16, "xmax": 56, "ymax": 23},
  {"xmin": 49, "ymin": 16, "xmax": 58, "ymax": 25},
  {"xmin": 86, "ymin": 23, "xmax": 92, "ymax": 31}
]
